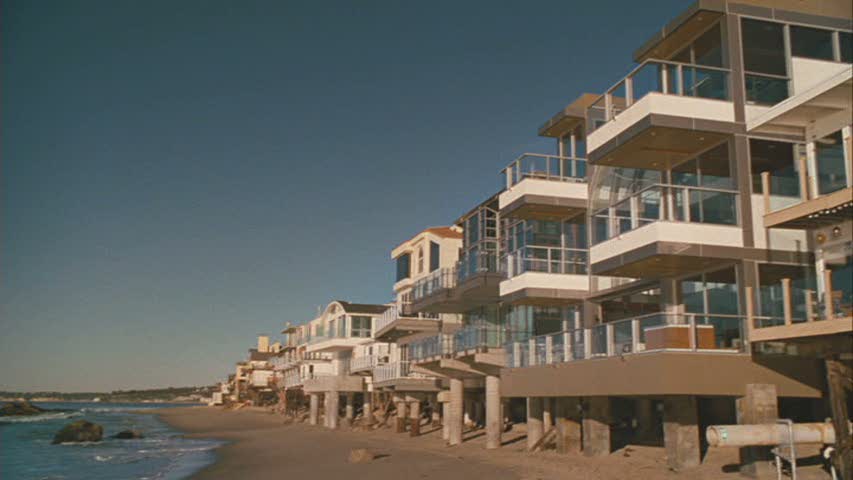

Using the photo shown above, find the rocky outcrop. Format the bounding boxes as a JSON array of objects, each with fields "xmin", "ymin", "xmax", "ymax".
[
  {"xmin": 0, "ymin": 400, "xmax": 47, "ymax": 416},
  {"xmin": 52, "ymin": 420, "xmax": 103, "ymax": 444},
  {"xmin": 112, "ymin": 430, "xmax": 144, "ymax": 439}
]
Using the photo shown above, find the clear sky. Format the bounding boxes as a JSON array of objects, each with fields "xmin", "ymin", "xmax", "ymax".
[{"xmin": 1, "ymin": 0, "xmax": 687, "ymax": 392}]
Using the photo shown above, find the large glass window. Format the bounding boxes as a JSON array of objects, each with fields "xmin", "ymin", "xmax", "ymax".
[
  {"xmin": 429, "ymin": 241, "xmax": 440, "ymax": 272},
  {"xmin": 350, "ymin": 316, "xmax": 372, "ymax": 338},
  {"xmin": 417, "ymin": 246, "xmax": 424, "ymax": 274},
  {"xmin": 693, "ymin": 23, "xmax": 723, "ymax": 67},
  {"xmin": 816, "ymin": 130, "xmax": 847, "ymax": 195},
  {"xmin": 824, "ymin": 242, "xmax": 853, "ymax": 318},
  {"xmin": 396, "ymin": 253, "xmax": 410, "ymax": 281},
  {"xmin": 742, "ymin": 19, "xmax": 788, "ymax": 105},
  {"xmin": 680, "ymin": 268, "xmax": 742, "ymax": 348},
  {"xmin": 790, "ymin": 26, "xmax": 834, "ymax": 60}
]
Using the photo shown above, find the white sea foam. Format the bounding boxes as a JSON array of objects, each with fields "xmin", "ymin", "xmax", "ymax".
[
  {"xmin": 94, "ymin": 455, "xmax": 113, "ymax": 462},
  {"xmin": 0, "ymin": 412, "xmax": 82, "ymax": 423}
]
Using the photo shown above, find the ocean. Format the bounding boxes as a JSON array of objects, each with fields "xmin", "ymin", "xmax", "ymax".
[{"xmin": 0, "ymin": 402, "xmax": 222, "ymax": 480}]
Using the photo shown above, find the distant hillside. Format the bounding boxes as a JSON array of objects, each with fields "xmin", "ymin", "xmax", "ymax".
[{"xmin": 0, "ymin": 386, "xmax": 216, "ymax": 403}]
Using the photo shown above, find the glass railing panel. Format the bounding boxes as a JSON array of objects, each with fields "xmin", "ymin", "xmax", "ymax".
[
  {"xmin": 694, "ymin": 315, "xmax": 745, "ymax": 350},
  {"xmin": 551, "ymin": 332, "xmax": 565, "ymax": 363},
  {"xmin": 745, "ymin": 74, "xmax": 789, "ymax": 105},
  {"xmin": 631, "ymin": 62, "xmax": 666, "ymax": 102},
  {"xmin": 591, "ymin": 324, "xmax": 608, "ymax": 356},
  {"xmin": 684, "ymin": 66, "xmax": 729, "ymax": 100},
  {"xmin": 638, "ymin": 314, "xmax": 667, "ymax": 349},
  {"xmin": 613, "ymin": 320, "xmax": 633, "ymax": 354},
  {"xmin": 534, "ymin": 336, "xmax": 548, "ymax": 365}
]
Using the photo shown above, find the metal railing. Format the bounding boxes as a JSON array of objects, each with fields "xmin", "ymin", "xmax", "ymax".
[
  {"xmin": 502, "ymin": 153, "xmax": 587, "ymax": 188},
  {"xmin": 592, "ymin": 183, "xmax": 739, "ymax": 244},
  {"xmin": 452, "ymin": 325, "xmax": 525, "ymax": 353},
  {"xmin": 504, "ymin": 312, "xmax": 747, "ymax": 368},
  {"xmin": 375, "ymin": 304, "xmax": 439, "ymax": 333},
  {"xmin": 412, "ymin": 266, "xmax": 457, "ymax": 302},
  {"xmin": 373, "ymin": 361, "xmax": 431, "ymax": 383},
  {"xmin": 350, "ymin": 355, "xmax": 382, "ymax": 372},
  {"xmin": 457, "ymin": 251, "xmax": 499, "ymax": 283},
  {"xmin": 588, "ymin": 59, "xmax": 731, "ymax": 133},
  {"xmin": 408, "ymin": 333, "xmax": 454, "ymax": 361},
  {"xmin": 502, "ymin": 246, "xmax": 588, "ymax": 277}
]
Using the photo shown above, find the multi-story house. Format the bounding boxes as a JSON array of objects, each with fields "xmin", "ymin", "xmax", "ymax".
[
  {"xmin": 371, "ymin": 227, "xmax": 463, "ymax": 433},
  {"xmin": 278, "ymin": 300, "xmax": 388, "ymax": 429},
  {"xmin": 498, "ymin": 1, "xmax": 851, "ymax": 475}
]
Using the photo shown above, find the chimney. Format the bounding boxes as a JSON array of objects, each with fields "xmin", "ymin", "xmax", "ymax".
[{"xmin": 257, "ymin": 335, "xmax": 270, "ymax": 353}]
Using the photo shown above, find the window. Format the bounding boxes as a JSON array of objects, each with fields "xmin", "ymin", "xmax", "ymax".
[
  {"xmin": 350, "ymin": 316, "xmax": 372, "ymax": 338},
  {"xmin": 749, "ymin": 139, "xmax": 803, "ymax": 199},
  {"xmin": 841, "ymin": 32, "xmax": 852, "ymax": 63},
  {"xmin": 742, "ymin": 19, "xmax": 788, "ymax": 105},
  {"xmin": 680, "ymin": 268, "xmax": 742, "ymax": 348},
  {"xmin": 396, "ymin": 253, "xmax": 410, "ymax": 281},
  {"xmin": 693, "ymin": 23, "xmax": 723, "ymax": 67},
  {"xmin": 417, "ymin": 246, "xmax": 424, "ymax": 274},
  {"xmin": 429, "ymin": 241, "xmax": 440, "ymax": 272},
  {"xmin": 816, "ymin": 130, "xmax": 847, "ymax": 195},
  {"xmin": 790, "ymin": 26, "xmax": 834, "ymax": 60}
]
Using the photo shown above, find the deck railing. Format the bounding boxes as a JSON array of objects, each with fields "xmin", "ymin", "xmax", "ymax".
[
  {"xmin": 505, "ymin": 312, "xmax": 747, "ymax": 368},
  {"xmin": 412, "ymin": 267, "xmax": 457, "ymax": 302},
  {"xmin": 587, "ymin": 59, "xmax": 731, "ymax": 133},
  {"xmin": 408, "ymin": 333, "xmax": 454, "ymax": 361},
  {"xmin": 373, "ymin": 361, "xmax": 431, "ymax": 383},
  {"xmin": 350, "ymin": 355, "xmax": 382, "ymax": 372},
  {"xmin": 502, "ymin": 246, "xmax": 588, "ymax": 277},
  {"xmin": 502, "ymin": 153, "xmax": 587, "ymax": 189}
]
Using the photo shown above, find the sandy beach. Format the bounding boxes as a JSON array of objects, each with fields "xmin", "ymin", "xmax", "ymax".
[{"xmin": 147, "ymin": 406, "xmax": 833, "ymax": 480}]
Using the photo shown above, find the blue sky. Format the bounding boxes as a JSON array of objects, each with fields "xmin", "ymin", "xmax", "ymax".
[{"xmin": 1, "ymin": 0, "xmax": 687, "ymax": 391}]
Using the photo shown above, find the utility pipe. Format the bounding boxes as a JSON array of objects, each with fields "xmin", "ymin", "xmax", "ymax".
[{"xmin": 706, "ymin": 422, "xmax": 845, "ymax": 447}]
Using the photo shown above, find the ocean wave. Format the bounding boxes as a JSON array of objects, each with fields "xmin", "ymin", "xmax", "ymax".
[
  {"xmin": 94, "ymin": 455, "xmax": 113, "ymax": 462},
  {"xmin": 0, "ymin": 412, "xmax": 82, "ymax": 423},
  {"xmin": 137, "ymin": 445, "xmax": 219, "ymax": 455}
]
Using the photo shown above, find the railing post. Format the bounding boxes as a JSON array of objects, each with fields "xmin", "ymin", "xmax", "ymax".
[
  {"xmin": 661, "ymin": 63, "xmax": 669, "ymax": 94},
  {"xmin": 506, "ymin": 168, "xmax": 512, "ymax": 190},
  {"xmin": 605, "ymin": 93, "xmax": 612, "ymax": 121},
  {"xmin": 631, "ymin": 319, "xmax": 640, "ymax": 353},
  {"xmin": 564, "ymin": 332, "xmax": 572, "ymax": 361},
  {"xmin": 805, "ymin": 289, "xmax": 815, "ymax": 322},
  {"xmin": 512, "ymin": 342, "xmax": 521, "ymax": 368},
  {"xmin": 625, "ymin": 76, "xmax": 634, "ymax": 107},
  {"xmin": 676, "ymin": 64, "xmax": 684, "ymax": 95},
  {"xmin": 823, "ymin": 269, "xmax": 835, "ymax": 320},
  {"xmin": 605, "ymin": 324, "xmax": 615, "ymax": 356},
  {"xmin": 797, "ymin": 154, "xmax": 809, "ymax": 201},
  {"xmin": 545, "ymin": 335, "xmax": 553, "ymax": 365},
  {"xmin": 528, "ymin": 338, "xmax": 537, "ymax": 366},
  {"xmin": 745, "ymin": 286, "xmax": 755, "ymax": 333},
  {"xmin": 583, "ymin": 329, "xmax": 592, "ymax": 359},
  {"xmin": 781, "ymin": 278, "xmax": 793, "ymax": 326},
  {"xmin": 761, "ymin": 171, "xmax": 772, "ymax": 213}
]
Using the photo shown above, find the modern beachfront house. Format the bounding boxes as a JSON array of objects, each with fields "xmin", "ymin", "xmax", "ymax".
[
  {"xmin": 373, "ymin": 227, "xmax": 463, "ymax": 435},
  {"xmin": 498, "ymin": 0, "xmax": 852, "ymax": 474},
  {"xmin": 277, "ymin": 300, "xmax": 389, "ymax": 428}
]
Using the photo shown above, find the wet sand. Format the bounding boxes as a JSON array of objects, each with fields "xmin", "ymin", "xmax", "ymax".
[{"xmin": 153, "ymin": 406, "xmax": 832, "ymax": 480}]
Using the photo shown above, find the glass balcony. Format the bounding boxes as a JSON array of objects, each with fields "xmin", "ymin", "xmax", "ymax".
[
  {"xmin": 502, "ymin": 153, "xmax": 587, "ymax": 188},
  {"xmin": 592, "ymin": 184, "xmax": 739, "ymax": 244},
  {"xmin": 451, "ymin": 324, "xmax": 521, "ymax": 353},
  {"xmin": 408, "ymin": 333, "xmax": 454, "ymax": 361},
  {"xmin": 502, "ymin": 246, "xmax": 588, "ymax": 277},
  {"xmin": 411, "ymin": 266, "xmax": 457, "ymax": 302},
  {"xmin": 457, "ymin": 250, "xmax": 499, "ymax": 283},
  {"xmin": 373, "ymin": 361, "xmax": 431, "ymax": 383},
  {"xmin": 504, "ymin": 312, "xmax": 747, "ymax": 368},
  {"xmin": 588, "ymin": 60, "xmax": 731, "ymax": 133}
]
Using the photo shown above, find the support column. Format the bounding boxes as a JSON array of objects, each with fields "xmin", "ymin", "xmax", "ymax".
[
  {"xmin": 409, "ymin": 400, "xmax": 421, "ymax": 437},
  {"xmin": 363, "ymin": 391, "xmax": 374, "ymax": 425},
  {"xmin": 663, "ymin": 396, "xmax": 701, "ymax": 471},
  {"xmin": 344, "ymin": 392, "xmax": 354, "ymax": 427},
  {"xmin": 323, "ymin": 392, "xmax": 330, "ymax": 428},
  {"xmin": 442, "ymin": 398, "xmax": 450, "ymax": 441},
  {"xmin": 485, "ymin": 375, "xmax": 501, "ymax": 449},
  {"xmin": 737, "ymin": 384, "xmax": 778, "ymax": 478},
  {"xmin": 556, "ymin": 398, "xmax": 582, "ymax": 454},
  {"xmin": 431, "ymin": 396, "xmax": 441, "ymax": 427},
  {"xmin": 448, "ymin": 378, "xmax": 464, "ymax": 446},
  {"xmin": 583, "ymin": 397, "xmax": 612, "ymax": 457},
  {"xmin": 327, "ymin": 391, "xmax": 339, "ymax": 430},
  {"xmin": 309, "ymin": 393, "xmax": 319, "ymax": 426},
  {"xmin": 635, "ymin": 398, "xmax": 656, "ymax": 441},
  {"xmin": 526, "ymin": 397, "xmax": 544, "ymax": 451},
  {"xmin": 395, "ymin": 399, "xmax": 408, "ymax": 433}
]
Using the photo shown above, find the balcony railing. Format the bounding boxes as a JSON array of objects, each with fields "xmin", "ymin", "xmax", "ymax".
[
  {"xmin": 505, "ymin": 312, "xmax": 747, "ymax": 368},
  {"xmin": 412, "ymin": 267, "xmax": 457, "ymax": 302},
  {"xmin": 502, "ymin": 246, "xmax": 588, "ymax": 277},
  {"xmin": 373, "ymin": 361, "xmax": 431, "ymax": 383},
  {"xmin": 452, "ymin": 324, "xmax": 525, "ymax": 353},
  {"xmin": 588, "ymin": 59, "xmax": 731, "ymax": 133},
  {"xmin": 408, "ymin": 333, "xmax": 454, "ymax": 361},
  {"xmin": 592, "ymin": 183, "xmax": 739, "ymax": 244},
  {"xmin": 350, "ymin": 354, "xmax": 383, "ymax": 372},
  {"xmin": 503, "ymin": 153, "xmax": 587, "ymax": 188},
  {"xmin": 457, "ymin": 251, "xmax": 499, "ymax": 283}
]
